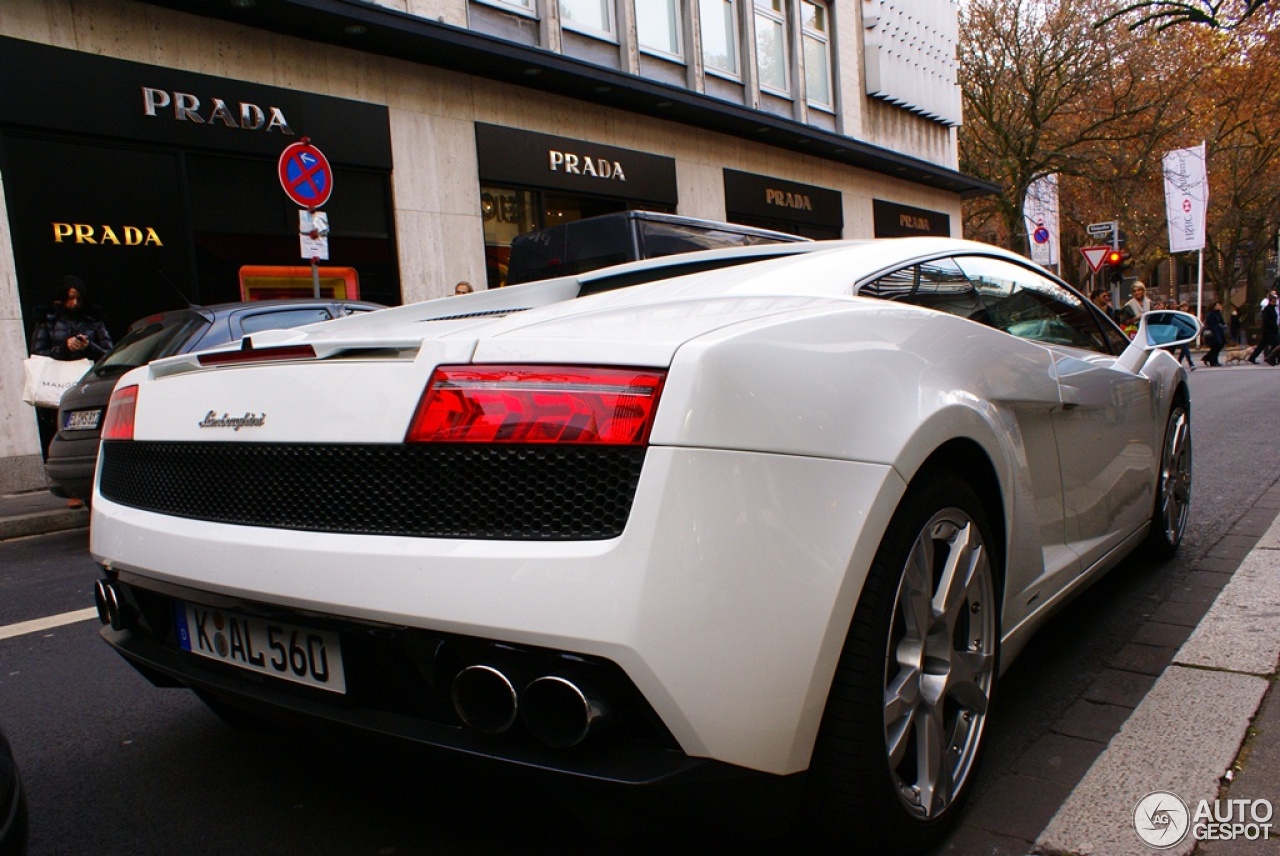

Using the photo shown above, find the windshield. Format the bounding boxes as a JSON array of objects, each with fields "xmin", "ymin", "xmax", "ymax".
[{"xmin": 96, "ymin": 312, "xmax": 208, "ymax": 374}]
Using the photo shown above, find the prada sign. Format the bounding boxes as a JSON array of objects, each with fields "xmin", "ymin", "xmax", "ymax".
[
  {"xmin": 52, "ymin": 222, "xmax": 163, "ymax": 247},
  {"xmin": 873, "ymin": 199, "xmax": 951, "ymax": 238},
  {"xmin": 723, "ymin": 170, "xmax": 843, "ymax": 229},
  {"xmin": 476, "ymin": 124, "xmax": 677, "ymax": 204},
  {"xmin": 0, "ymin": 36, "xmax": 390, "ymax": 166},
  {"xmin": 141, "ymin": 87, "xmax": 294, "ymax": 135}
]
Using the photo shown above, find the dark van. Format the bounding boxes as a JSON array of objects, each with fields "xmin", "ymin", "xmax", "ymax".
[{"xmin": 505, "ymin": 211, "xmax": 808, "ymax": 285}]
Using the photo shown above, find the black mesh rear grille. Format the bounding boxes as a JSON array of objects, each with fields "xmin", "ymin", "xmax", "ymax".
[{"xmin": 99, "ymin": 441, "xmax": 645, "ymax": 540}]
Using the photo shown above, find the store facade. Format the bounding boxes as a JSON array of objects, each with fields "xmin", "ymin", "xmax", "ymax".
[
  {"xmin": 0, "ymin": 0, "xmax": 994, "ymax": 492},
  {"xmin": 476, "ymin": 124, "xmax": 678, "ymax": 287}
]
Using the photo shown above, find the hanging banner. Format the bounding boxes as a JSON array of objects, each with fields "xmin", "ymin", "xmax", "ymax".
[
  {"xmin": 1022, "ymin": 173, "xmax": 1060, "ymax": 267},
  {"xmin": 1163, "ymin": 143, "xmax": 1208, "ymax": 253}
]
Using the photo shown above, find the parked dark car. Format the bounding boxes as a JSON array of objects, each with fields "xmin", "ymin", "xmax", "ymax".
[
  {"xmin": 504, "ymin": 210, "xmax": 808, "ymax": 285},
  {"xmin": 46, "ymin": 298, "xmax": 383, "ymax": 502},
  {"xmin": 0, "ymin": 726, "xmax": 25, "ymax": 856}
]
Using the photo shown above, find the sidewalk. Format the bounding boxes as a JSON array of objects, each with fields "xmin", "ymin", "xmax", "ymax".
[
  {"xmin": 1035, "ymin": 512, "xmax": 1280, "ymax": 855},
  {"xmin": 0, "ymin": 488, "xmax": 89, "ymax": 542}
]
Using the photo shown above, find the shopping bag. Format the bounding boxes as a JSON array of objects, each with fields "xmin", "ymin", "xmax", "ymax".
[{"xmin": 22, "ymin": 355, "xmax": 91, "ymax": 408}]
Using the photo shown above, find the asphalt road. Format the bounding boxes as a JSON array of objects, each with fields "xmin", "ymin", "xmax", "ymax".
[{"xmin": 1, "ymin": 365, "xmax": 1277, "ymax": 855}]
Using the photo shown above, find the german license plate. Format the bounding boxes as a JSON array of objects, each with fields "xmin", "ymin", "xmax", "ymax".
[
  {"xmin": 63, "ymin": 409, "xmax": 101, "ymax": 430},
  {"xmin": 175, "ymin": 602, "xmax": 346, "ymax": 694}
]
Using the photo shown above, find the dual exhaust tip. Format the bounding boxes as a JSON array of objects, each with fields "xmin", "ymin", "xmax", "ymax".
[
  {"xmin": 452, "ymin": 664, "xmax": 608, "ymax": 749},
  {"xmin": 94, "ymin": 580, "xmax": 126, "ymax": 631}
]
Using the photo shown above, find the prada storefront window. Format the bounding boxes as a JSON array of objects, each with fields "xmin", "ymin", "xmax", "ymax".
[
  {"xmin": 481, "ymin": 186, "xmax": 633, "ymax": 288},
  {"xmin": 476, "ymin": 125, "xmax": 679, "ymax": 288},
  {"xmin": 187, "ymin": 154, "xmax": 398, "ymax": 307}
]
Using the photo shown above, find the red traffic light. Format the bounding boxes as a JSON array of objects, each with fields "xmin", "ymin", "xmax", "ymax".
[{"xmin": 1106, "ymin": 249, "xmax": 1124, "ymax": 266}]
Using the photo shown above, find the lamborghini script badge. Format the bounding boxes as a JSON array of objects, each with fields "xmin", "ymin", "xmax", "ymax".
[{"xmin": 198, "ymin": 411, "xmax": 266, "ymax": 431}]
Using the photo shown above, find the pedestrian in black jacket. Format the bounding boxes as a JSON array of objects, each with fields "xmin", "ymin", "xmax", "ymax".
[
  {"xmin": 29, "ymin": 275, "xmax": 113, "ymax": 362},
  {"xmin": 27, "ymin": 275, "xmax": 114, "ymax": 471},
  {"xmin": 1248, "ymin": 292, "xmax": 1279, "ymax": 364},
  {"xmin": 1202, "ymin": 302, "xmax": 1228, "ymax": 367}
]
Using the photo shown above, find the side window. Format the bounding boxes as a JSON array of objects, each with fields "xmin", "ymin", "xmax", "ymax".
[
  {"xmin": 240, "ymin": 308, "xmax": 335, "ymax": 336},
  {"xmin": 913, "ymin": 258, "xmax": 984, "ymax": 320},
  {"xmin": 858, "ymin": 259, "xmax": 984, "ymax": 324},
  {"xmin": 952, "ymin": 256, "xmax": 1110, "ymax": 353},
  {"xmin": 858, "ymin": 265, "xmax": 916, "ymax": 301},
  {"xmin": 1095, "ymin": 311, "xmax": 1132, "ymax": 354}
]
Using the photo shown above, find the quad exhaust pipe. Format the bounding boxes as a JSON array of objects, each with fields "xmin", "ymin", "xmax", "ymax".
[
  {"xmin": 521, "ymin": 675, "xmax": 610, "ymax": 749},
  {"xmin": 94, "ymin": 579, "xmax": 126, "ymax": 631},
  {"xmin": 450, "ymin": 664, "xmax": 609, "ymax": 748}
]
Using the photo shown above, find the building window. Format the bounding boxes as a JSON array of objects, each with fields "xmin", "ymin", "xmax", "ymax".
[
  {"xmin": 754, "ymin": 0, "xmax": 789, "ymax": 95},
  {"xmin": 637, "ymin": 0, "xmax": 684, "ymax": 59},
  {"xmin": 801, "ymin": 0, "xmax": 831, "ymax": 108},
  {"xmin": 560, "ymin": 0, "xmax": 616, "ymax": 39},
  {"xmin": 476, "ymin": 0, "xmax": 537, "ymax": 16},
  {"xmin": 699, "ymin": 0, "xmax": 739, "ymax": 76}
]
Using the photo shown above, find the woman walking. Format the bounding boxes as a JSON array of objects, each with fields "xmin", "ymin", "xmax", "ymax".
[{"xmin": 1202, "ymin": 301, "xmax": 1228, "ymax": 367}]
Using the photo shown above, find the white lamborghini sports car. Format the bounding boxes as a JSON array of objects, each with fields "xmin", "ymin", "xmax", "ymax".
[{"xmin": 89, "ymin": 238, "xmax": 1198, "ymax": 853}]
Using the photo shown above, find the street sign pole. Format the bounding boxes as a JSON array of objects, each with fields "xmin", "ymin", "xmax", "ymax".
[
  {"xmin": 311, "ymin": 206, "xmax": 321, "ymax": 299},
  {"xmin": 279, "ymin": 138, "xmax": 334, "ymax": 299}
]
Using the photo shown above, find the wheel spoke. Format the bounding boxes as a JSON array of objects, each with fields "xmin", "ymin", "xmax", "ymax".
[
  {"xmin": 945, "ymin": 650, "xmax": 993, "ymax": 714},
  {"xmin": 885, "ymin": 671, "xmax": 919, "ymax": 768},
  {"xmin": 913, "ymin": 703, "xmax": 951, "ymax": 815},
  {"xmin": 932, "ymin": 522, "xmax": 982, "ymax": 630},
  {"xmin": 902, "ymin": 539, "xmax": 934, "ymax": 640}
]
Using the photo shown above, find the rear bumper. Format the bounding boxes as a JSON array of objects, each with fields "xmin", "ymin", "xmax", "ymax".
[
  {"xmin": 44, "ymin": 435, "xmax": 98, "ymax": 501},
  {"xmin": 96, "ymin": 571, "xmax": 799, "ymax": 802},
  {"xmin": 91, "ymin": 446, "xmax": 901, "ymax": 775}
]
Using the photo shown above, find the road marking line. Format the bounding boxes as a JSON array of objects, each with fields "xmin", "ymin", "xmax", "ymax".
[{"xmin": 0, "ymin": 607, "xmax": 99, "ymax": 641}]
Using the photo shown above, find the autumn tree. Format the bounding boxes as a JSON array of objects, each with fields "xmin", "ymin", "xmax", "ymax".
[
  {"xmin": 959, "ymin": 0, "xmax": 1196, "ymax": 272},
  {"xmin": 1187, "ymin": 19, "xmax": 1280, "ymax": 315},
  {"xmin": 958, "ymin": 0, "xmax": 1235, "ymax": 291},
  {"xmin": 1101, "ymin": 0, "xmax": 1276, "ymax": 30}
]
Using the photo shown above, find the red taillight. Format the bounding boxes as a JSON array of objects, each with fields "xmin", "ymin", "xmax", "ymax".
[
  {"xmin": 102, "ymin": 385, "xmax": 138, "ymax": 441},
  {"xmin": 406, "ymin": 366, "xmax": 666, "ymax": 445}
]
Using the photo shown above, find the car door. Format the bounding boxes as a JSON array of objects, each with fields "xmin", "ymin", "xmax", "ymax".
[
  {"xmin": 860, "ymin": 257, "xmax": 1075, "ymax": 625},
  {"xmin": 952, "ymin": 255, "xmax": 1157, "ymax": 583}
]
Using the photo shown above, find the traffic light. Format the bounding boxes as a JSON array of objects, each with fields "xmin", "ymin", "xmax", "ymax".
[{"xmin": 1106, "ymin": 248, "xmax": 1132, "ymax": 283}]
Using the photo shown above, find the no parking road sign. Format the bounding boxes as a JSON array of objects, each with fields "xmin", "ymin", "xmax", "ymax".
[{"xmin": 278, "ymin": 138, "xmax": 333, "ymax": 208}]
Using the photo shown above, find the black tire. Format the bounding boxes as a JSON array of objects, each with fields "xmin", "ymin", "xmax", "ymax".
[
  {"xmin": 1145, "ymin": 403, "xmax": 1191, "ymax": 559},
  {"xmin": 803, "ymin": 472, "xmax": 1000, "ymax": 855}
]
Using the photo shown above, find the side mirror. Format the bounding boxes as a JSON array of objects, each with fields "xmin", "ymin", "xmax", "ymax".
[
  {"xmin": 1136, "ymin": 310, "xmax": 1201, "ymax": 350},
  {"xmin": 1116, "ymin": 310, "xmax": 1202, "ymax": 373}
]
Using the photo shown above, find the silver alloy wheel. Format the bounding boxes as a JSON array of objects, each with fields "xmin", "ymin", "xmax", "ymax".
[
  {"xmin": 883, "ymin": 508, "xmax": 996, "ymax": 820},
  {"xmin": 1156, "ymin": 407, "xmax": 1192, "ymax": 547}
]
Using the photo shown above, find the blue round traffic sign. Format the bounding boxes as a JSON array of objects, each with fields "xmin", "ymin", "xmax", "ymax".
[
  {"xmin": 278, "ymin": 140, "xmax": 333, "ymax": 208},
  {"xmin": 1033, "ymin": 226, "xmax": 1050, "ymax": 244}
]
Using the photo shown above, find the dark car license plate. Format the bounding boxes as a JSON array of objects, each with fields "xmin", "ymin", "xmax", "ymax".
[{"xmin": 63, "ymin": 409, "xmax": 101, "ymax": 430}]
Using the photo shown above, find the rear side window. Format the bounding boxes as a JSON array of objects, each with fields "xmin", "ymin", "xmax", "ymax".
[
  {"xmin": 239, "ymin": 307, "xmax": 335, "ymax": 335},
  {"xmin": 98, "ymin": 313, "xmax": 207, "ymax": 370},
  {"xmin": 637, "ymin": 220, "xmax": 793, "ymax": 258},
  {"xmin": 859, "ymin": 258, "xmax": 984, "ymax": 322}
]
